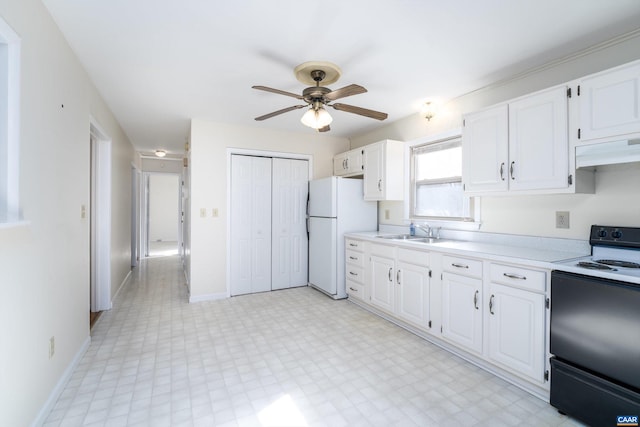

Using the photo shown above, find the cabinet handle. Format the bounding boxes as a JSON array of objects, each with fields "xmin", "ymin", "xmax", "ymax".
[
  {"xmin": 474, "ymin": 290, "xmax": 479, "ymax": 310},
  {"xmin": 349, "ymin": 256, "xmax": 358, "ymax": 261},
  {"xmin": 342, "ymin": 159, "xmax": 347, "ymax": 170},
  {"xmin": 349, "ymin": 271, "xmax": 358, "ymax": 277},
  {"xmin": 489, "ymin": 294, "xmax": 495, "ymax": 315},
  {"xmin": 451, "ymin": 263, "xmax": 469, "ymax": 269},
  {"xmin": 503, "ymin": 272, "xmax": 526, "ymax": 280},
  {"xmin": 378, "ymin": 179, "xmax": 382, "ymax": 191},
  {"xmin": 349, "ymin": 287, "xmax": 358, "ymax": 292},
  {"xmin": 396, "ymin": 269, "xmax": 401, "ymax": 284},
  {"xmin": 349, "ymin": 243, "xmax": 358, "ymax": 247},
  {"xmin": 388, "ymin": 267, "xmax": 393, "ymax": 282},
  {"xmin": 499, "ymin": 162, "xmax": 505, "ymax": 181},
  {"xmin": 510, "ymin": 161, "xmax": 515, "ymax": 180},
  {"xmin": 345, "ymin": 158, "xmax": 349, "ymax": 170}
]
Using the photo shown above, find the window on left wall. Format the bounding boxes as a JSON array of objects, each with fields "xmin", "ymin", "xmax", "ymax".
[{"xmin": 0, "ymin": 16, "xmax": 21, "ymax": 224}]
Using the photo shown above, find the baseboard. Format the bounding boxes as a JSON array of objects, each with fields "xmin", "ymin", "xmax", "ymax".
[
  {"xmin": 31, "ymin": 336, "xmax": 91, "ymax": 427},
  {"xmin": 111, "ymin": 269, "xmax": 132, "ymax": 307},
  {"xmin": 189, "ymin": 292, "xmax": 227, "ymax": 303}
]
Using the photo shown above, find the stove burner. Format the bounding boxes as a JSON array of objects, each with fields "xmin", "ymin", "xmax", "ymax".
[
  {"xmin": 577, "ymin": 261, "xmax": 617, "ymax": 271},
  {"xmin": 594, "ymin": 259, "xmax": 640, "ymax": 269}
]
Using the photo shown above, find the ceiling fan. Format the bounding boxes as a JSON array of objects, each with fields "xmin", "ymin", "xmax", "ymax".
[{"xmin": 252, "ymin": 61, "xmax": 388, "ymax": 132}]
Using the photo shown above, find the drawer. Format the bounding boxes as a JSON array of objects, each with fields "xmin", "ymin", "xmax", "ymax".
[
  {"xmin": 346, "ymin": 249, "xmax": 365, "ymax": 267},
  {"xmin": 346, "ymin": 279, "xmax": 365, "ymax": 300},
  {"xmin": 346, "ymin": 265, "xmax": 364, "ymax": 284},
  {"xmin": 398, "ymin": 248, "xmax": 429, "ymax": 267},
  {"xmin": 371, "ymin": 243, "xmax": 396, "ymax": 258},
  {"xmin": 345, "ymin": 239, "xmax": 364, "ymax": 251},
  {"xmin": 442, "ymin": 254, "xmax": 482, "ymax": 278},
  {"xmin": 490, "ymin": 263, "xmax": 546, "ymax": 293}
]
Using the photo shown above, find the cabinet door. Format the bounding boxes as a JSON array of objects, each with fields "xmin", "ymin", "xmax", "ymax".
[
  {"xmin": 396, "ymin": 261, "xmax": 429, "ymax": 327},
  {"xmin": 370, "ymin": 254, "xmax": 394, "ymax": 312},
  {"xmin": 441, "ymin": 272, "xmax": 483, "ymax": 353},
  {"xmin": 579, "ymin": 61, "xmax": 640, "ymax": 141},
  {"xmin": 346, "ymin": 148, "xmax": 364, "ymax": 174},
  {"xmin": 333, "ymin": 152, "xmax": 349, "ymax": 176},
  {"xmin": 488, "ymin": 283, "xmax": 546, "ymax": 383},
  {"xmin": 509, "ymin": 87, "xmax": 568, "ymax": 191},
  {"xmin": 363, "ymin": 142, "xmax": 384, "ymax": 199},
  {"xmin": 462, "ymin": 105, "xmax": 509, "ymax": 192}
]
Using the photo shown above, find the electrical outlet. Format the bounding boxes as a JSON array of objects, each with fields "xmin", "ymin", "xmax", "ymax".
[
  {"xmin": 49, "ymin": 336, "xmax": 55, "ymax": 359},
  {"xmin": 200, "ymin": 208, "xmax": 206, "ymax": 218},
  {"xmin": 556, "ymin": 211, "xmax": 570, "ymax": 229},
  {"xmin": 81, "ymin": 204, "xmax": 86, "ymax": 219},
  {"xmin": 385, "ymin": 209, "xmax": 390, "ymax": 220},
  {"xmin": 212, "ymin": 208, "xmax": 219, "ymax": 217}
]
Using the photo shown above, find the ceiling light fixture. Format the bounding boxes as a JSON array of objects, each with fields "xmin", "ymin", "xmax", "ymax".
[
  {"xmin": 422, "ymin": 101, "xmax": 435, "ymax": 121},
  {"xmin": 155, "ymin": 149, "xmax": 167, "ymax": 158},
  {"xmin": 301, "ymin": 101, "xmax": 333, "ymax": 130}
]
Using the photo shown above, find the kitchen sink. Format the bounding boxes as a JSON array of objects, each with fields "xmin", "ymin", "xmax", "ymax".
[{"xmin": 375, "ymin": 234, "xmax": 455, "ymax": 244}]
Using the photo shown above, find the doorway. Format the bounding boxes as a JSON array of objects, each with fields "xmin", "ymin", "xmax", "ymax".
[
  {"xmin": 89, "ymin": 121, "xmax": 112, "ymax": 328},
  {"xmin": 144, "ymin": 172, "xmax": 181, "ymax": 257}
]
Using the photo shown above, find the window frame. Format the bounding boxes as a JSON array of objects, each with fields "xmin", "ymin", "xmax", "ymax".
[
  {"xmin": 404, "ymin": 131, "xmax": 480, "ymax": 229},
  {"xmin": 0, "ymin": 16, "xmax": 21, "ymax": 225}
]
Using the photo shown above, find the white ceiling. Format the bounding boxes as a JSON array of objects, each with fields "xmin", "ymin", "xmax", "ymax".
[{"xmin": 41, "ymin": 0, "xmax": 640, "ymax": 156}]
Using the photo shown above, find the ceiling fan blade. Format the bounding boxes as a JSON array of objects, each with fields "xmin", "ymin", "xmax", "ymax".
[
  {"xmin": 255, "ymin": 105, "xmax": 305, "ymax": 121},
  {"xmin": 318, "ymin": 125, "xmax": 331, "ymax": 132},
  {"xmin": 252, "ymin": 85, "xmax": 304, "ymax": 100},
  {"xmin": 324, "ymin": 84, "xmax": 367, "ymax": 101},
  {"xmin": 331, "ymin": 103, "xmax": 388, "ymax": 121}
]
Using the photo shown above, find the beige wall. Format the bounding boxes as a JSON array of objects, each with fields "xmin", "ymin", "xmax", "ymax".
[
  {"xmin": 188, "ymin": 119, "xmax": 349, "ymax": 299},
  {"xmin": 0, "ymin": 1, "xmax": 135, "ymax": 425},
  {"xmin": 351, "ymin": 32, "xmax": 640, "ymax": 241}
]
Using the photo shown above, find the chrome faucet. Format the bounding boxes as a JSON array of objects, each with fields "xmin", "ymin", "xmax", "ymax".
[{"xmin": 416, "ymin": 224, "xmax": 431, "ymax": 238}]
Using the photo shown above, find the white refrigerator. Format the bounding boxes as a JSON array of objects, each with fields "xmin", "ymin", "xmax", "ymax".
[{"xmin": 308, "ymin": 176, "xmax": 377, "ymax": 299}]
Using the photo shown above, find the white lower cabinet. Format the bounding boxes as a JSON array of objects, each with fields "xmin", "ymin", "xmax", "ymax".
[
  {"xmin": 487, "ymin": 264, "xmax": 547, "ymax": 384},
  {"xmin": 347, "ymin": 238, "xmax": 550, "ymax": 394},
  {"xmin": 368, "ymin": 244, "xmax": 430, "ymax": 328}
]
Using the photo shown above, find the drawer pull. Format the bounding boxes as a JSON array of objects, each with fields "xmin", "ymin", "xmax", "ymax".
[
  {"xmin": 349, "ymin": 243, "xmax": 358, "ymax": 247},
  {"xmin": 349, "ymin": 287, "xmax": 358, "ymax": 292},
  {"xmin": 349, "ymin": 271, "xmax": 358, "ymax": 277},
  {"xmin": 452, "ymin": 263, "xmax": 469, "ymax": 269},
  {"xmin": 503, "ymin": 272, "xmax": 526, "ymax": 280},
  {"xmin": 349, "ymin": 256, "xmax": 358, "ymax": 260}
]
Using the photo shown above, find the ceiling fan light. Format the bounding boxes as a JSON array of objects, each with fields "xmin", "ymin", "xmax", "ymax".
[{"xmin": 301, "ymin": 106, "xmax": 333, "ymax": 129}]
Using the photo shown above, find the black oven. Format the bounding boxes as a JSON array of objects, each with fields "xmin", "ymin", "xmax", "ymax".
[{"xmin": 550, "ymin": 270, "xmax": 640, "ymax": 426}]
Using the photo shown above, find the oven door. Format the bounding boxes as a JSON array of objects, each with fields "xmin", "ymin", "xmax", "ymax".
[{"xmin": 550, "ymin": 270, "xmax": 640, "ymax": 390}]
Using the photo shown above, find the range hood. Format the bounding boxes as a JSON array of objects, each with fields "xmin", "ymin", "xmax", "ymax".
[{"xmin": 576, "ymin": 139, "xmax": 640, "ymax": 168}]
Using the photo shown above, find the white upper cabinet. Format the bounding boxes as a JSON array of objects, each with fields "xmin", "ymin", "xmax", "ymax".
[
  {"xmin": 462, "ymin": 104, "xmax": 509, "ymax": 193},
  {"xmin": 463, "ymin": 86, "xmax": 570, "ymax": 194},
  {"xmin": 508, "ymin": 87, "xmax": 569, "ymax": 191},
  {"xmin": 363, "ymin": 140, "xmax": 404, "ymax": 201},
  {"xmin": 577, "ymin": 60, "xmax": 640, "ymax": 142},
  {"xmin": 333, "ymin": 148, "xmax": 364, "ymax": 177}
]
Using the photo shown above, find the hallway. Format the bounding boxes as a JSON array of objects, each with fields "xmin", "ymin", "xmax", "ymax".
[{"xmin": 44, "ymin": 256, "xmax": 577, "ymax": 427}]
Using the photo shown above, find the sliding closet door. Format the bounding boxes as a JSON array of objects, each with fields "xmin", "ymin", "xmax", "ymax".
[
  {"xmin": 272, "ymin": 158, "xmax": 309, "ymax": 290},
  {"xmin": 230, "ymin": 155, "xmax": 272, "ymax": 296}
]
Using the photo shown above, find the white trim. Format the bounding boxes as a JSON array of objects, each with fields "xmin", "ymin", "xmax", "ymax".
[
  {"xmin": 0, "ymin": 17, "xmax": 21, "ymax": 223},
  {"xmin": 90, "ymin": 118, "xmax": 112, "ymax": 312},
  {"xmin": 111, "ymin": 269, "xmax": 132, "ymax": 306},
  {"xmin": 31, "ymin": 336, "xmax": 91, "ymax": 427},
  {"xmin": 189, "ymin": 292, "xmax": 228, "ymax": 303},
  {"xmin": 225, "ymin": 148, "xmax": 313, "ymax": 299}
]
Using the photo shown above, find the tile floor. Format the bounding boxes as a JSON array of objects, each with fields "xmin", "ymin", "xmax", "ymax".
[{"xmin": 44, "ymin": 255, "xmax": 582, "ymax": 427}]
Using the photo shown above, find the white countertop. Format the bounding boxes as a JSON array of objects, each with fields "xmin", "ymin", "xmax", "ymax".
[{"xmin": 345, "ymin": 231, "xmax": 590, "ymax": 270}]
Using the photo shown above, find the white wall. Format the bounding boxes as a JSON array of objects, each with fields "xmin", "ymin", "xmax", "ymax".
[
  {"xmin": 149, "ymin": 173, "xmax": 179, "ymax": 242},
  {"xmin": 350, "ymin": 31, "xmax": 640, "ymax": 241},
  {"xmin": 0, "ymin": 1, "xmax": 135, "ymax": 425},
  {"xmin": 188, "ymin": 119, "xmax": 349, "ymax": 300}
]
